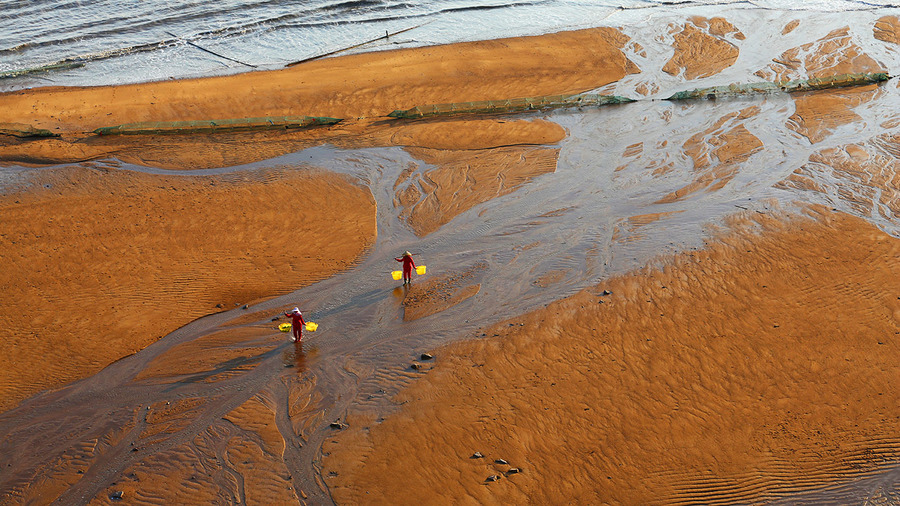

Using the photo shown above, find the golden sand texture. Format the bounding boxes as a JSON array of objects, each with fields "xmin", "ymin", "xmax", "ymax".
[
  {"xmin": 396, "ymin": 146, "xmax": 561, "ymax": 236},
  {"xmin": 663, "ymin": 17, "xmax": 744, "ymax": 80},
  {"xmin": 656, "ymin": 106, "xmax": 763, "ymax": 204},
  {"xmin": 782, "ymin": 19, "xmax": 801, "ymax": 35},
  {"xmin": 756, "ymin": 27, "xmax": 883, "ymax": 82},
  {"xmin": 135, "ymin": 327, "xmax": 276, "ymax": 382},
  {"xmin": 875, "ymin": 16, "xmax": 900, "ymax": 44},
  {"xmin": 389, "ymin": 118, "xmax": 565, "ymax": 151},
  {"xmin": 0, "ymin": 166, "xmax": 375, "ymax": 413},
  {"xmin": 778, "ymin": 138, "xmax": 900, "ymax": 219},
  {"xmin": 90, "ymin": 400, "xmax": 299, "ymax": 506},
  {"xmin": 750, "ymin": 27, "xmax": 886, "ymax": 145},
  {"xmin": 0, "ymin": 28, "xmax": 636, "ymax": 135},
  {"xmin": 788, "ymin": 85, "xmax": 881, "ymax": 144},
  {"xmin": 0, "ymin": 117, "xmax": 565, "ymax": 173},
  {"xmin": 322, "ymin": 209, "xmax": 900, "ymax": 505},
  {"xmin": 611, "ymin": 211, "xmax": 687, "ymax": 246},
  {"xmin": 401, "ymin": 263, "xmax": 488, "ymax": 321},
  {"xmin": 389, "ymin": 118, "xmax": 565, "ymax": 236}
]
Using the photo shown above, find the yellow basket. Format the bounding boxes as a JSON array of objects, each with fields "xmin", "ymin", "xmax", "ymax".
[
  {"xmin": 278, "ymin": 323, "xmax": 292, "ymax": 332},
  {"xmin": 391, "ymin": 270, "xmax": 403, "ymax": 280},
  {"xmin": 416, "ymin": 265, "xmax": 426, "ymax": 275},
  {"xmin": 305, "ymin": 322, "xmax": 318, "ymax": 332}
]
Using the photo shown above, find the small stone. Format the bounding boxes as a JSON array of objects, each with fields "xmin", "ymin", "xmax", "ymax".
[
  {"xmin": 495, "ymin": 458, "xmax": 508, "ymax": 465},
  {"xmin": 271, "ymin": 316, "xmax": 280, "ymax": 321},
  {"xmin": 110, "ymin": 491, "xmax": 124, "ymax": 501},
  {"xmin": 330, "ymin": 421, "xmax": 347, "ymax": 429},
  {"xmin": 411, "ymin": 363, "xmax": 421, "ymax": 370},
  {"xmin": 215, "ymin": 303, "xmax": 224, "ymax": 308},
  {"xmin": 242, "ymin": 305, "xmax": 249, "ymax": 310},
  {"xmin": 471, "ymin": 452, "xmax": 484, "ymax": 459},
  {"xmin": 420, "ymin": 353, "xmax": 434, "ymax": 361},
  {"xmin": 601, "ymin": 290, "xmax": 612, "ymax": 296},
  {"xmin": 506, "ymin": 468, "xmax": 521, "ymax": 475},
  {"xmin": 485, "ymin": 475, "xmax": 501, "ymax": 482}
]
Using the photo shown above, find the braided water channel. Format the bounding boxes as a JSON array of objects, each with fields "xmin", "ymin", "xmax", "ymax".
[{"xmin": 2, "ymin": 83, "xmax": 900, "ymax": 504}]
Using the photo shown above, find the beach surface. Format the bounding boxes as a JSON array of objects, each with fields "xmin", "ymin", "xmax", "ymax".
[
  {"xmin": 0, "ymin": 166, "xmax": 375, "ymax": 413},
  {"xmin": 322, "ymin": 207, "xmax": 900, "ymax": 504},
  {"xmin": 1, "ymin": 11, "xmax": 900, "ymax": 505}
]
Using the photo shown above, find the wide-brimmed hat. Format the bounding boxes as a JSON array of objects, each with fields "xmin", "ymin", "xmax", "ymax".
[
  {"xmin": 403, "ymin": 251, "xmax": 411, "ymax": 257},
  {"xmin": 292, "ymin": 307, "xmax": 301, "ymax": 314}
]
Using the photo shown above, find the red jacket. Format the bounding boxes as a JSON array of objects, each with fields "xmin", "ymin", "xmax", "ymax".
[
  {"xmin": 285, "ymin": 312, "xmax": 305, "ymax": 326},
  {"xmin": 395, "ymin": 255, "xmax": 415, "ymax": 271}
]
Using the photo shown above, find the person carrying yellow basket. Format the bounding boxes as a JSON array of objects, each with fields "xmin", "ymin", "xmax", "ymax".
[
  {"xmin": 394, "ymin": 251, "xmax": 417, "ymax": 284},
  {"xmin": 283, "ymin": 307, "xmax": 305, "ymax": 342}
]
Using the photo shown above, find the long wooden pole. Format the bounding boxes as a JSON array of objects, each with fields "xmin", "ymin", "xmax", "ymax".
[{"xmin": 285, "ymin": 22, "xmax": 429, "ymax": 68}]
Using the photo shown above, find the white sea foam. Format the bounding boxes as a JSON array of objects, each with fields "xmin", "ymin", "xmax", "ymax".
[{"xmin": 1, "ymin": 0, "xmax": 898, "ymax": 90}]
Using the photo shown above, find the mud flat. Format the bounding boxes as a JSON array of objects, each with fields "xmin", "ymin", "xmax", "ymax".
[
  {"xmin": 322, "ymin": 208, "xmax": 900, "ymax": 504},
  {"xmin": 0, "ymin": 166, "xmax": 375, "ymax": 412},
  {"xmin": 2, "ymin": 8, "xmax": 900, "ymax": 506},
  {"xmin": 0, "ymin": 28, "xmax": 634, "ymax": 169}
]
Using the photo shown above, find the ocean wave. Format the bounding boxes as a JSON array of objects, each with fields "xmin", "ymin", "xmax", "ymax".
[{"xmin": 2, "ymin": 0, "xmax": 900, "ymax": 88}]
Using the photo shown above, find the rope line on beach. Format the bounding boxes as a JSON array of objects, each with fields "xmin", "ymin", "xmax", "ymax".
[
  {"xmin": 2, "ymin": 72, "xmax": 887, "ymax": 139},
  {"xmin": 91, "ymin": 115, "xmax": 342, "ymax": 135},
  {"xmin": 387, "ymin": 72, "xmax": 891, "ymax": 119},
  {"xmin": 386, "ymin": 94, "xmax": 636, "ymax": 119}
]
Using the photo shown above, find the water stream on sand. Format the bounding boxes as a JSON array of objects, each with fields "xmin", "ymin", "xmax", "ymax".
[
  {"xmin": 4, "ymin": 4, "xmax": 900, "ymax": 502},
  {"xmin": 2, "ymin": 76, "xmax": 900, "ymax": 502}
]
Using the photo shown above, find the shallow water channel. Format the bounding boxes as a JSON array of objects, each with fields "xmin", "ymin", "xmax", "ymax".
[{"xmin": 2, "ymin": 75, "xmax": 900, "ymax": 503}]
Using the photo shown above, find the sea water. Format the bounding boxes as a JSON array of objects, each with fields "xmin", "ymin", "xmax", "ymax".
[{"xmin": 1, "ymin": 0, "xmax": 898, "ymax": 91}]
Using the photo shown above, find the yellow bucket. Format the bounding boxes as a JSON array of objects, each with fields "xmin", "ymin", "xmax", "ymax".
[
  {"xmin": 391, "ymin": 270, "xmax": 403, "ymax": 280},
  {"xmin": 416, "ymin": 265, "xmax": 426, "ymax": 275},
  {"xmin": 278, "ymin": 323, "xmax": 292, "ymax": 332},
  {"xmin": 305, "ymin": 322, "xmax": 318, "ymax": 332}
]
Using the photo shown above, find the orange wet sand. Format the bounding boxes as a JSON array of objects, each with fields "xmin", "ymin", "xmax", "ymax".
[
  {"xmin": 398, "ymin": 146, "xmax": 561, "ymax": 236},
  {"xmin": 322, "ymin": 208, "xmax": 900, "ymax": 504},
  {"xmin": 663, "ymin": 17, "xmax": 744, "ymax": 80},
  {"xmin": 0, "ymin": 166, "xmax": 375, "ymax": 413},
  {"xmin": 0, "ymin": 28, "xmax": 635, "ymax": 169},
  {"xmin": 657, "ymin": 106, "xmax": 763, "ymax": 204}
]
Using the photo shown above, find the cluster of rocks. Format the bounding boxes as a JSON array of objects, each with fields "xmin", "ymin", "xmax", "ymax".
[
  {"xmin": 471, "ymin": 452, "xmax": 522, "ymax": 483},
  {"xmin": 410, "ymin": 352, "xmax": 434, "ymax": 370}
]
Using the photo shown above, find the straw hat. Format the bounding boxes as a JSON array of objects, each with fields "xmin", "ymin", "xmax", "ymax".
[{"xmin": 403, "ymin": 251, "xmax": 411, "ymax": 257}]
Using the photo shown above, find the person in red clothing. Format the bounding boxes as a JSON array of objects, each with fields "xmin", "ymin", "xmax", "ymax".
[
  {"xmin": 284, "ymin": 307, "xmax": 306, "ymax": 342},
  {"xmin": 394, "ymin": 251, "xmax": 416, "ymax": 284}
]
